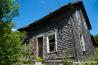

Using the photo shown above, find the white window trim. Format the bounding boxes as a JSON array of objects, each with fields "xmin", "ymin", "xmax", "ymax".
[{"xmin": 47, "ymin": 32, "xmax": 57, "ymax": 53}]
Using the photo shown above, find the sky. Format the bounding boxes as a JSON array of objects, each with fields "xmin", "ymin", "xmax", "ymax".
[{"xmin": 14, "ymin": 0, "xmax": 98, "ymax": 35}]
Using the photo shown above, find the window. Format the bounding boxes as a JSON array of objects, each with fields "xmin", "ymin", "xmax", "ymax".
[
  {"xmin": 80, "ymin": 34, "xmax": 86, "ymax": 51},
  {"xmin": 76, "ymin": 10, "xmax": 88, "ymax": 32},
  {"xmin": 47, "ymin": 32, "xmax": 57, "ymax": 53},
  {"xmin": 75, "ymin": 10, "xmax": 81, "ymax": 25},
  {"xmin": 82, "ymin": 19, "xmax": 88, "ymax": 32}
]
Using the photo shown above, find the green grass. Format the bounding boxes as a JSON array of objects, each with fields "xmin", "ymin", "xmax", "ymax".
[{"xmin": 96, "ymin": 47, "xmax": 98, "ymax": 53}]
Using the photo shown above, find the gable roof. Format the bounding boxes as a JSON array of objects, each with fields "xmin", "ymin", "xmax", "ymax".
[{"xmin": 18, "ymin": 1, "xmax": 92, "ymax": 31}]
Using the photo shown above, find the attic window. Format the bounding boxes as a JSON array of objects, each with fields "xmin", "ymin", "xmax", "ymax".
[
  {"xmin": 76, "ymin": 10, "xmax": 81, "ymax": 25},
  {"xmin": 47, "ymin": 32, "xmax": 57, "ymax": 53},
  {"xmin": 82, "ymin": 19, "xmax": 88, "ymax": 32}
]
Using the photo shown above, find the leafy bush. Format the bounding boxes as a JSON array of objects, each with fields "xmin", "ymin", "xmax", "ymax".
[
  {"xmin": 36, "ymin": 57, "xmax": 44, "ymax": 62},
  {"xmin": 19, "ymin": 42, "xmax": 34, "ymax": 65},
  {"xmin": 0, "ymin": 31, "xmax": 34, "ymax": 65},
  {"xmin": 83, "ymin": 48, "xmax": 98, "ymax": 65},
  {"xmin": 63, "ymin": 49, "xmax": 73, "ymax": 65}
]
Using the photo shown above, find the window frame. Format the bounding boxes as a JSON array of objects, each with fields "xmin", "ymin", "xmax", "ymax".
[
  {"xmin": 75, "ymin": 10, "xmax": 81, "ymax": 25},
  {"xmin": 82, "ymin": 19, "xmax": 88, "ymax": 32},
  {"xmin": 47, "ymin": 32, "xmax": 57, "ymax": 53},
  {"xmin": 80, "ymin": 34, "xmax": 86, "ymax": 51},
  {"xmin": 76, "ymin": 10, "xmax": 88, "ymax": 31}
]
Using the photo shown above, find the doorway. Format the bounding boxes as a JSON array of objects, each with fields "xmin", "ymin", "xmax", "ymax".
[{"xmin": 37, "ymin": 37, "xmax": 43, "ymax": 58}]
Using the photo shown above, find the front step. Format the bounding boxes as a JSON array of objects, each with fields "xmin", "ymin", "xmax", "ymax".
[{"xmin": 34, "ymin": 62, "xmax": 42, "ymax": 65}]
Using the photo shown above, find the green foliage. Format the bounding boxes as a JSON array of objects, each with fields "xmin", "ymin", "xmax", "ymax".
[
  {"xmin": 0, "ymin": 31, "xmax": 34, "ymax": 65},
  {"xmin": 94, "ymin": 34, "xmax": 98, "ymax": 47},
  {"xmin": 63, "ymin": 49, "xmax": 73, "ymax": 65},
  {"xmin": 0, "ymin": 31, "xmax": 22, "ymax": 65},
  {"xmin": 0, "ymin": 0, "xmax": 19, "ymax": 20},
  {"xmin": 96, "ymin": 47, "xmax": 98, "ymax": 64},
  {"xmin": 36, "ymin": 57, "xmax": 44, "ymax": 62},
  {"xmin": 83, "ymin": 48, "xmax": 98, "ymax": 65},
  {"xmin": 96, "ymin": 47, "xmax": 98, "ymax": 53},
  {"xmin": 18, "ymin": 42, "xmax": 34, "ymax": 65},
  {"xmin": 0, "ymin": 0, "xmax": 34, "ymax": 65},
  {"xmin": 84, "ymin": 63, "xmax": 97, "ymax": 65},
  {"xmin": 42, "ymin": 64, "xmax": 46, "ymax": 65},
  {"xmin": 0, "ymin": 0, "xmax": 19, "ymax": 33},
  {"xmin": 35, "ymin": 57, "xmax": 46, "ymax": 65}
]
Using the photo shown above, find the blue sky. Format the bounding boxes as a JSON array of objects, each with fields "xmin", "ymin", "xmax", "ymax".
[{"xmin": 14, "ymin": 0, "xmax": 98, "ymax": 35}]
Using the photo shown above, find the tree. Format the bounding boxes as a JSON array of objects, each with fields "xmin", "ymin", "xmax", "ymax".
[
  {"xmin": 94, "ymin": 34, "xmax": 98, "ymax": 47},
  {"xmin": 0, "ymin": 0, "xmax": 34, "ymax": 65},
  {"xmin": 0, "ymin": 0, "xmax": 19, "ymax": 33}
]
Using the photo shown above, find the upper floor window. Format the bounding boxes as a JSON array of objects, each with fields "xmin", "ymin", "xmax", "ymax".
[
  {"xmin": 82, "ymin": 19, "xmax": 88, "ymax": 32},
  {"xmin": 76, "ymin": 10, "xmax": 88, "ymax": 32},
  {"xmin": 75, "ymin": 10, "xmax": 81, "ymax": 25},
  {"xmin": 47, "ymin": 32, "xmax": 57, "ymax": 53}
]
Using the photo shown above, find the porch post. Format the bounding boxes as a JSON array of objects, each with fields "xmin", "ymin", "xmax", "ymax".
[{"xmin": 36, "ymin": 38, "xmax": 39, "ymax": 58}]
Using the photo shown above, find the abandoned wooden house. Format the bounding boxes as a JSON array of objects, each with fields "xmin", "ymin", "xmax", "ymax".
[{"xmin": 18, "ymin": 1, "xmax": 96, "ymax": 65}]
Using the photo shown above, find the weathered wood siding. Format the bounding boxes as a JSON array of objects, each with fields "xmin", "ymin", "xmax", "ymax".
[{"xmin": 71, "ymin": 9, "xmax": 96, "ymax": 61}]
